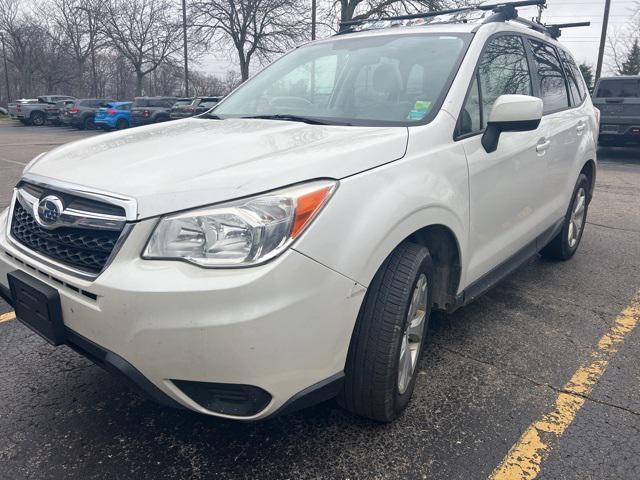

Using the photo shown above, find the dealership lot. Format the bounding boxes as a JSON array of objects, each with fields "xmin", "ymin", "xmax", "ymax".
[{"xmin": 0, "ymin": 122, "xmax": 639, "ymax": 479}]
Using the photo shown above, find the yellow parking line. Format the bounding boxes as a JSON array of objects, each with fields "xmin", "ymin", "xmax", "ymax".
[
  {"xmin": 489, "ymin": 292, "xmax": 640, "ymax": 480},
  {"xmin": 0, "ymin": 311, "xmax": 16, "ymax": 323}
]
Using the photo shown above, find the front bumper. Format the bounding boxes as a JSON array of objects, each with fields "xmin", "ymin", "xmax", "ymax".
[{"xmin": 0, "ymin": 210, "xmax": 364, "ymax": 420}]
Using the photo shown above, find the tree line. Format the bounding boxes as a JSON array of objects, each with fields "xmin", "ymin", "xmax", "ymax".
[
  {"xmin": 0, "ymin": 0, "xmax": 611, "ymax": 105},
  {"xmin": 0, "ymin": 0, "xmax": 471, "ymax": 103}
]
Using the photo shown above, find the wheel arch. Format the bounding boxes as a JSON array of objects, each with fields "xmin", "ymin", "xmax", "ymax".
[
  {"xmin": 406, "ymin": 224, "xmax": 462, "ymax": 312},
  {"xmin": 580, "ymin": 159, "xmax": 596, "ymax": 203}
]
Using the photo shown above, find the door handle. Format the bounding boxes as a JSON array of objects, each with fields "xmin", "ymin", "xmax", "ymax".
[
  {"xmin": 536, "ymin": 139, "xmax": 551, "ymax": 153},
  {"xmin": 576, "ymin": 121, "xmax": 585, "ymax": 134}
]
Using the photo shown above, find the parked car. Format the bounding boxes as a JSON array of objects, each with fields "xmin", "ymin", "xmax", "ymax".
[
  {"xmin": 170, "ymin": 96, "xmax": 222, "ymax": 119},
  {"xmin": 94, "ymin": 102, "xmax": 133, "ymax": 130},
  {"xmin": 66, "ymin": 98, "xmax": 114, "ymax": 130},
  {"xmin": 592, "ymin": 76, "xmax": 640, "ymax": 146},
  {"xmin": 51, "ymin": 100, "xmax": 76, "ymax": 126},
  {"xmin": 0, "ymin": 3, "xmax": 597, "ymax": 423},
  {"xmin": 12, "ymin": 95, "xmax": 75, "ymax": 126},
  {"xmin": 7, "ymin": 99, "xmax": 38, "ymax": 120},
  {"xmin": 131, "ymin": 96, "xmax": 178, "ymax": 125}
]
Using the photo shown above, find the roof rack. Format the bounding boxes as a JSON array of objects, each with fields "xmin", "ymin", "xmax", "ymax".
[
  {"xmin": 337, "ymin": 0, "xmax": 589, "ymax": 40},
  {"xmin": 338, "ymin": 0, "xmax": 546, "ymax": 30},
  {"xmin": 544, "ymin": 22, "xmax": 591, "ymax": 39}
]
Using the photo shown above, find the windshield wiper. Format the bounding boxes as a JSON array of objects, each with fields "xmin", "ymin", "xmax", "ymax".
[{"xmin": 240, "ymin": 114, "xmax": 350, "ymax": 126}]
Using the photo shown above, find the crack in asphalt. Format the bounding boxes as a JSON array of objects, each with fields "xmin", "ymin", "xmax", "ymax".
[
  {"xmin": 435, "ymin": 343, "xmax": 640, "ymax": 418},
  {"xmin": 586, "ymin": 221, "xmax": 640, "ymax": 234}
]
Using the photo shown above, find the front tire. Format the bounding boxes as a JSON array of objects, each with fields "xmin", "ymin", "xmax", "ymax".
[
  {"xmin": 541, "ymin": 173, "xmax": 590, "ymax": 261},
  {"xmin": 339, "ymin": 242, "xmax": 434, "ymax": 422}
]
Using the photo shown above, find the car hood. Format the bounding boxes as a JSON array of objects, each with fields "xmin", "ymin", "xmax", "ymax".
[{"xmin": 26, "ymin": 117, "xmax": 408, "ymax": 219}]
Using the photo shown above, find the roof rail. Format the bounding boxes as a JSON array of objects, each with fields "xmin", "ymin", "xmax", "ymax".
[{"xmin": 338, "ymin": 0, "xmax": 546, "ymax": 32}]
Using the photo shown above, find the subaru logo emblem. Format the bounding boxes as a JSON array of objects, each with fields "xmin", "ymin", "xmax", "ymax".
[{"xmin": 35, "ymin": 195, "xmax": 64, "ymax": 228}]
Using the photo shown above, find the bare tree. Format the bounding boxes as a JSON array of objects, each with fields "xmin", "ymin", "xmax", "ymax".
[
  {"xmin": 100, "ymin": 0, "xmax": 183, "ymax": 95},
  {"xmin": 191, "ymin": 0, "xmax": 308, "ymax": 81},
  {"xmin": 38, "ymin": 0, "xmax": 104, "ymax": 97},
  {"xmin": 335, "ymin": 0, "xmax": 463, "ymax": 25}
]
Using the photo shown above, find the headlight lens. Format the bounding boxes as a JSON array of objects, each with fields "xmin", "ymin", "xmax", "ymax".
[{"xmin": 143, "ymin": 180, "xmax": 337, "ymax": 267}]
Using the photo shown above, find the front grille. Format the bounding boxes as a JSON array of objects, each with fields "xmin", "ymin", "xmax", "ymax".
[{"xmin": 10, "ymin": 201, "xmax": 122, "ymax": 274}]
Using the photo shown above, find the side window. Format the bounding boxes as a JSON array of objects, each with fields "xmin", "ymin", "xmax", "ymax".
[
  {"xmin": 459, "ymin": 35, "xmax": 532, "ymax": 135},
  {"xmin": 460, "ymin": 76, "xmax": 481, "ymax": 134},
  {"xmin": 478, "ymin": 35, "xmax": 532, "ymax": 126},
  {"xmin": 558, "ymin": 49, "xmax": 583, "ymax": 105},
  {"xmin": 528, "ymin": 40, "xmax": 570, "ymax": 113}
]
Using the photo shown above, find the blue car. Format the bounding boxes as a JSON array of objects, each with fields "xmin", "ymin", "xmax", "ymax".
[{"xmin": 94, "ymin": 101, "xmax": 133, "ymax": 130}]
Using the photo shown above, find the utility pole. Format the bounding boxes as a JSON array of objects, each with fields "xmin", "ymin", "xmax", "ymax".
[
  {"xmin": 595, "ymin": 0, "xmax": 611, "ymax": 83},
  {"xmin": 182, "ymin": 0, "xmax": 189, "ymax": 97},
  {"xmin": 535, "ymin": 4, "xmax": 546, "ymax": 23},
  {"xmin": 311, "ymin": 0, "xmax": 317, "ymax": 40},
  {"xmin": 1, "ymin": 33, "xmax": 10, "ymax": 103}
]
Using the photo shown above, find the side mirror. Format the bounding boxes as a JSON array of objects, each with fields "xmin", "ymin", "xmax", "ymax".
[{"xmin": 481, "ymin": 94, "xmax": 543, "ymax": 153}]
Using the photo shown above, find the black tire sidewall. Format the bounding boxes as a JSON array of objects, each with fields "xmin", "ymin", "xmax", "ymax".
[
  {"xmin": 116, "ymin": 119, "xmax": 127, "ymax": 130},
  {"xmin": 31, "ymin": 112, "xmax": 45, "ymax": 126},
  {"xmin": 560, "ymin": 174, "xmax": 590, "ymax": 258},
  {"xmin": 391, "ymin": 252, "xmax": 434, "ymax": 415}
]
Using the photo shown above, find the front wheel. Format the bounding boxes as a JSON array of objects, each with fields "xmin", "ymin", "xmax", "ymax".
[
  {"xmin": 541, "ymin": 173, "xmax": 590, "ymax": 261},
  {"xmin": 338, "ymin": 242, "xmax": 433, "ymax": 422}
]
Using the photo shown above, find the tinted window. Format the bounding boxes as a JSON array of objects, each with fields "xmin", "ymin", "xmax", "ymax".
[
  {"xmin": 133, "ymin": 99, "xmax": 148, "ymax": 107},
  {"xmin": 558, "ymin": 49, "xmax": 584, "ymax": 105},
  {"xmin": 595, "ymin": 79, "xmax": 639, "ymax": 98},
  {"xmin": 459, "ymin": 35, "xmax": 532, "ymax": 135},
  {"xmin": 528, "ymin": 40, "xmax": 570, "ymax": 113}
]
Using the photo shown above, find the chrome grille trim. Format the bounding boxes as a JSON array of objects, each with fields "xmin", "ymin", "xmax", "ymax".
[
  {"xmin": 6, "ymin": 176, "xmax": 138, "ymax": 280},
  {"xmin": 21, "ymin": 173, "xmax": 138, "ymax": 221},
  {"xmin": 15, "ymin": 186, "xmax": 126, "ymax": 232}
]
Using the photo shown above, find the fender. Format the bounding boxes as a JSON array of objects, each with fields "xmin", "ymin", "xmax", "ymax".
[{"xmin": 294, "ymin": 120, "xmax": 470, "ymax": 292}]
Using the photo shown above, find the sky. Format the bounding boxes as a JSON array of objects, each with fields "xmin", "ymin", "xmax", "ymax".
[{"xmin": 198, "ymin": 0, "xmax": 639, "ymax": 78}]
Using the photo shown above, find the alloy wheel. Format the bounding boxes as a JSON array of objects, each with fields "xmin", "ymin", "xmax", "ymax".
[{"xmin": 398, "ymin": 273, "xmax": 428, "ymax": 394}]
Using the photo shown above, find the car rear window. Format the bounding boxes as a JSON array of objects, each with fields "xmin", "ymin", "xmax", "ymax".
[{"xmin": 595, "ymin": 79, "xmax": 639, "ymax": 98}]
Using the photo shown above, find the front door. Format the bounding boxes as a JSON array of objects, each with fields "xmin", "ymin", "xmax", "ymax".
[{"xmin": 456, "ymin": 34, "xmax": 549, "ymax": 285}]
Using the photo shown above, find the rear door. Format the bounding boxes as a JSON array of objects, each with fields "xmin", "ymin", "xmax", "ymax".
[
  {"xmin": 592, "ymin": 78, "xmax": 640, "ymax": 134},
  {"xmin": 457, "ymin": 34, "xmax": 549, "ymax": 285},
  {"xmin": 526, "ymin": 39, "xmax": 579, "ymax": 221}
]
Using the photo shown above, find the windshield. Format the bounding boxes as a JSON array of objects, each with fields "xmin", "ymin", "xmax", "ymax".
[
  {"xmin": 214, "ymin": 33, "xmax": 470, "ymax": 126},
  {"xmin": 595, "ymin": 79, "xmax": 640, "ymax": 98}
]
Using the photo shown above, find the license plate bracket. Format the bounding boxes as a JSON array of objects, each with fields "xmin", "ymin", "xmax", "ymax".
[{"xmin": 8, "ymin": 270, "xmax": 66, "ymax": 346}]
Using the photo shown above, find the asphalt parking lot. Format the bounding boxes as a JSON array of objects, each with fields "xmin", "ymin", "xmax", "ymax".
[{"xmin": 0, "ymin": 121, "xmax": 639, "ymax": 480}]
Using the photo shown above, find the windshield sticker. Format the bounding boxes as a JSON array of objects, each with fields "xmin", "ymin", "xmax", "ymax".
[{"xmin": 407, "ymin": 100, "xmax": 432, "ymax": 121}]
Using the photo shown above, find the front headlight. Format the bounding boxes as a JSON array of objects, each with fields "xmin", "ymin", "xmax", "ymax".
[{"xmin": 143, "ymin": 179, "xmax": 337, "ymax": 267}]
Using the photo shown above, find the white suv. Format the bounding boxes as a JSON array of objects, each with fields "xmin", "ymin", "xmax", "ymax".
[{"xmin": 0, "ymin": 4, "xmax": 596, "ymax": 422}]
